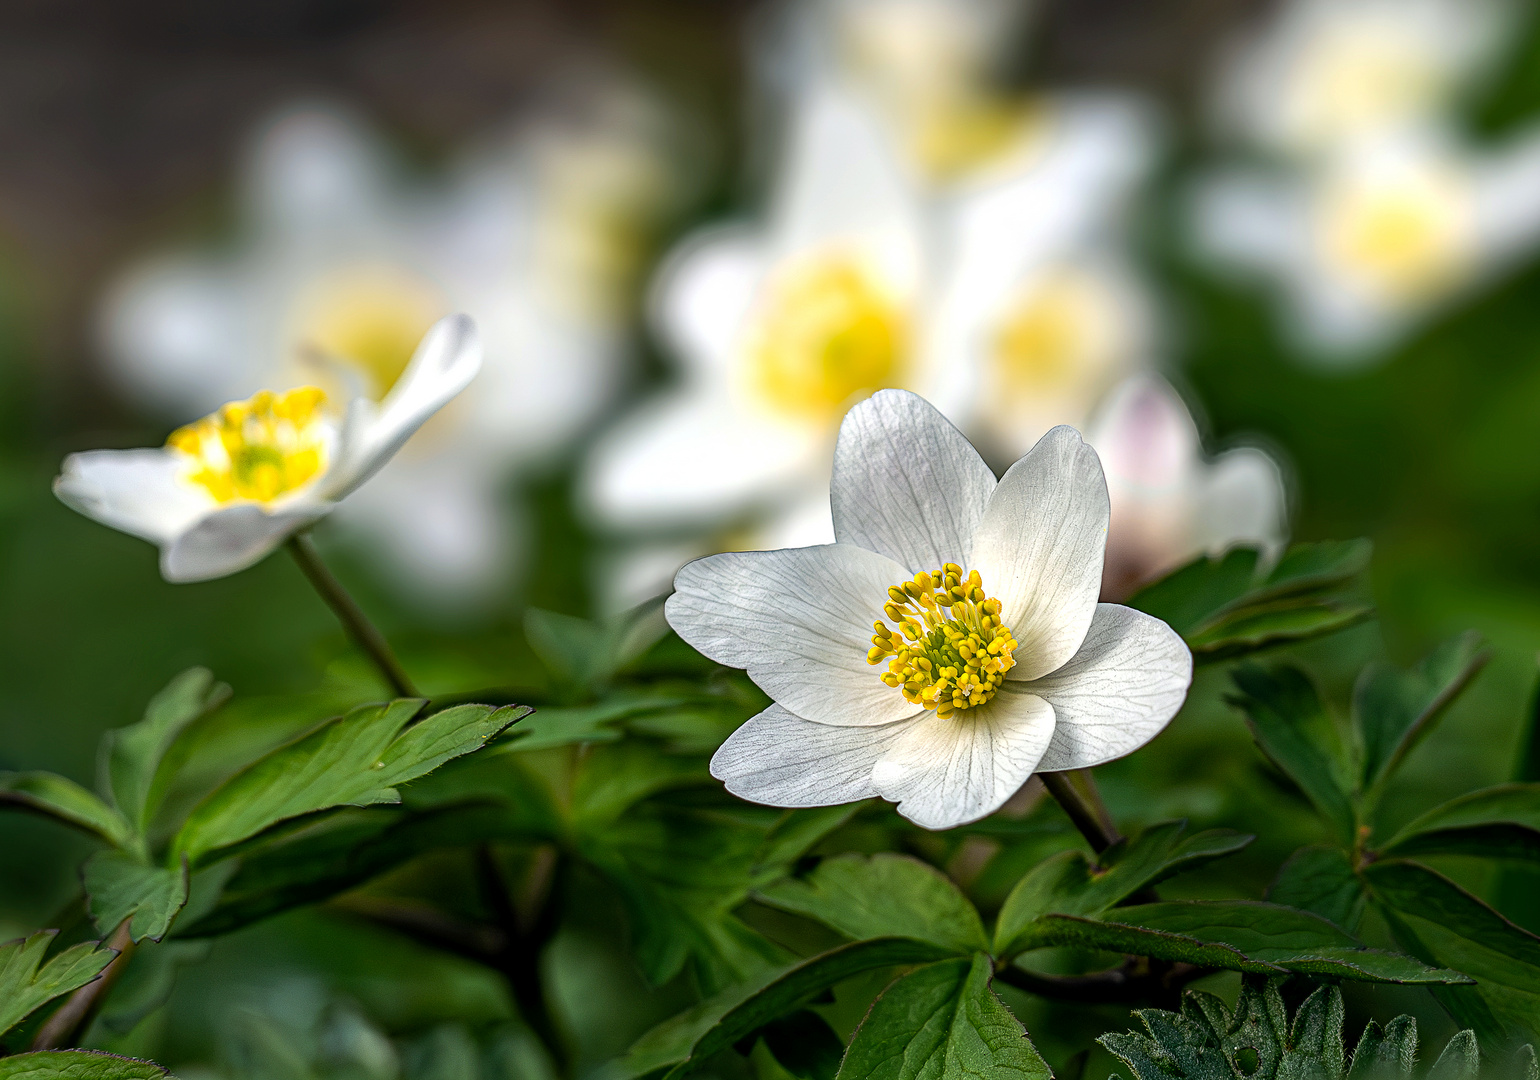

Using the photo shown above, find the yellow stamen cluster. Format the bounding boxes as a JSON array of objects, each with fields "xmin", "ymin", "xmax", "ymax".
[
  {"xmin": 167, "ymin": 387, "xmax": 330, "ymax": 505},
  {"xmin": 867, "ymin": 564, "xmax": 1017, "ymax": 719}
]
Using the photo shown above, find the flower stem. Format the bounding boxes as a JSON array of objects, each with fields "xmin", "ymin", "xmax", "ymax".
[
  {"xmin": 1040, "ymin": 770, "xmax": 1121, "ymax": 853},
  {"xmin": 287, "ymin": 532, "xmax": 419, "ymax": 699},
  {"xmin": 31, "ymin": 920, "xmax": 137, "ymax": 1050}
]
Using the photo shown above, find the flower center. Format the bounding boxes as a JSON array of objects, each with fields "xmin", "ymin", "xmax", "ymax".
[
  {"xmin": 167, "ymin": 386, "xmax": 330, "ymax": 505},
  {"xmin": 1294, "ymin": 28, "xmax": 1440, "ymax": 146},
  {"xmin": 1317, "ymin": 165, "xmax": 1471, "ymax": 301},
  {"xmin": 867, "ymin": 564, "xmax": 1017, "ymax": 719},
  {"xmin": 294, "ymin": 267, "xmax": 446, "ymax": 399},
  {"xmin": 745, "ymin": 252, "xmax": 908, "ymax": 419},
  {"xmin": 990, "ymin": 266, "xmax": 1127, "ymax": 404}
]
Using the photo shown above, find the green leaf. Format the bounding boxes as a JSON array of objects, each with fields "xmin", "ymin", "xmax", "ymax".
[
  {"xmin": 103, "ymin": 667, "xmax": 231, "ymax": 840},
  {"xmin": 1268, "ymin": 845, "xmax": 1366, "ymax": 932},
  {"xmin": 525, "ymin": 600, "xmax": 666, "ymax": 693},
  {"xmin": 1229, "ymin": 665, "xmax": 1356, "ymax": 842},
  {"xmin": 1429, "ymin": 1031, "xmax": 1480, "ymax": 1080},
  {"xmin": 0, "ymin": 931, "xmax": 116, "ymax": 1037},
  {"xmin": 1128, "ymin": 541, "xmax": 1373, "ymax": 664},
  {"xmin": 755, "ymin": 853, "xmax": 988, "ymax": 954},
  {"xmin": 994, "ymin": 822, "xmax": 1253, "ymax": 958},
  {"xmin": 0, "ymin": 772, "xmax": 129, "ymax": 847},
  {"xmin": 0, "ymin": 1051, "xmax": 170, "ymax": 1079},
  {"xmin": 835, "ymin": 954, "xmax": 1051, "ymax": 1080},
  {"xmin": 1380, "ymin": 784, "xmax": 1540, "ymax": 863},
  {"xmin": 658, "ymin": 938, "xmax": 959, "ymax": 1080},
  {"xmin": 84, "ymin": 850, "xmax": 189, "ymax": 943},
  {"xmin": 1020, "ymin": 901, "xmax": 1467, "ymax": 984},
  {"xmin": 1346, "ymin": 1015, "xmax": 1417, "ymax": 1080},
  {"xmin": 1355, "ymin": 633, "xmax": 1489, "ymax": 795},
  {"xmin": 1365, "ymin": 859, "xmax": 1540, "ymax": 1046},
  {"xmin": 173, "ymin": 701, "xmax": 526, "ymax": 864}
]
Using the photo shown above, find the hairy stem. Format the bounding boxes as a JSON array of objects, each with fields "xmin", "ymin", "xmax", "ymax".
[
  {"xmin": 31, "ymin": 921, "xmax": 137, "ymax": 1050},
  {"xmin": 1040, "ymin": 770, "xmax": 1120, "ymax": 853},
  {"xmin": 477, "ymin": 844, "xmax": 566, "ymax": 1073},
  {"xmin": 287, "ymin": 532, "xmax": 418, "ymax": 698}
]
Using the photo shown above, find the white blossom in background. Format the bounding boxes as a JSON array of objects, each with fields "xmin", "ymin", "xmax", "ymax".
[
  {"xmin": 668, "ymin": 390, "xmax": 1191, "ymax": 830},
  {"xmin": 1086, "ymin": 375, "xmax": 1288, "ymax": 602},
  {"xmin": 57, "ymin": 317, "xmax": 479, "ymax": 583},
  {"xmin": 1213, "ymin": 0, "xmax": 1512, "ymax": 158},
  {"xmin": 98, "ymin": 88, "xmax": 682, "ymax": 606},
  {"xmin": 1191, "ymin": 124, "xmax": 1540, "ymax": 358}
]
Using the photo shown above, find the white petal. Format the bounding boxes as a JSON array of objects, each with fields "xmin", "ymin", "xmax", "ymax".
[
  {"xmin": 970, "ymin": 426, "xmax": 1108, "ymax": 681},
  {"xmin": 1193, "ymin": 447, "xmax": 1288, "ymax": 560},
  {"xmin": 161, "ymin": 502, "xmax": 331, "ymax": 583},
  {"xmin": 582, "ymin": 390, "xmax": 822, "ymax": 529},
  {"xmin": 710, "ymin": 704, "xmax": 912, "ymax": 808},
  {"xmin": 649, "ymin": 226, "xmax": 765, "ymax": 382},
  {"xmin": 666, "ymin": 543, "xmax": 921, "ymax": 727},
  {"xmin": 872, "ymin": 692, "xmax": 1056, "ymax": 830},
  {"xmin": 831, "ymin": 390, "xmax": 996, "ymax": 573},
  {"xmin": 322, "ymin": 314, "xmax": 482, "ymax": 499},
  {"xmin": 54, "ymin": 449, "xmax": 213, "ymax": 545},
  {"xmin": 1087, "ymin": 375, "xmax": 1201, "ymax": 494},
  {"xmin": 1025, "ymin": 603, "xmax": 1191, "ymax": 772}
]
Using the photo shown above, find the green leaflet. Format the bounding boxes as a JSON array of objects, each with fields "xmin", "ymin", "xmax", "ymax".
[
  {"xmin": 0, "ymin": 931, "xmax": 117, "ymax": 1037},
  {"xmin": 1268, "ymin": 845, "xmax": 1366, "ymax": 933},
  {"xmin": 993, "ymin": 821, "xmax": 1253, "ymax": 958},
  {"xmin": 1101, "ymin": 979, "xmax": 1536, "ymax": 1080},
  {"xmin": 1354, "ymin": 632, "xmax": 1490, "ymax": 797},
  {"xmin": 1127, "ymin": 541, "xmax": 1372, "ymax": 664},
  {"xmin": 0, "ymin": 772, "xmax": 129, "ymax": 847},
  {"xmin": 0, "ymin": 1051, "xmax": 171, "ymax": 1079},
  {"xmin": 103, "ymin": 667, "xmax": 231, "ymax": 842},
  {"xmin": 1380, "ymin": 784, "xmax": 1540, "ymax": 862},
  {"xmin": 1020, "ymin": 901, "xmax": 1466, "ymax": 984},
  {"xmin": 173, "ymin": 701, "xmax": 527, "ymax": 864},
  {"xmin": 1229, "ymin": 665, "xmax": 1357, "ymax": 843},
  {"xmin": 756, "ymin": 852, "xmax": 991, "ymax": 954},
  {"xmin": 657, "ymin": 938, "xmax": 958, "ymax": 1080},
  {"xmin": 1365, "ymin": 859, "xmax": 1540, "ymax": 1046},
  {"xmin": 84, "ymin": 849, "xmax": 189, "ymax": 943},
  {"xmin": 835, "ymin": 954, "xmax": 1050, "ymax": 1080}
]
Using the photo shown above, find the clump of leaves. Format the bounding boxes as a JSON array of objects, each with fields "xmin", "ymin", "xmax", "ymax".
[{"xmin": 1101, "ymin": 978, "xmax": 1539, "ymax": 1080}]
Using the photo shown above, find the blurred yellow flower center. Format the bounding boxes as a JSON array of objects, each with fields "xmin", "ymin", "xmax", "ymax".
[
  {"xmin": 868, "ymin": 564, "xmax": 1017, "ymax": 719},
  {"xmin": 167, "ymin": 387, "xmax": 330, "ymax": 505},
  {"xmin": 297, "ymin": 270, "xmax": 445, "ymax": 399},
  {"xmin": 746, "ymin": 253, "xmax": 908, "ymax": 419},
  {"xmin": 910, "ymin": 96, "xmax": 1044, "ymax": 180},
  {"xmin": 992, "ymin": 270, "xmax": 1115, "ymax": 395},
  {"xmin": 1295, "ymin": 29, "xmax": 1440, "ymax": 145},
  {"xmin": 1319, "ymin": 167, "xmax": 1471, "ymax": 300}
]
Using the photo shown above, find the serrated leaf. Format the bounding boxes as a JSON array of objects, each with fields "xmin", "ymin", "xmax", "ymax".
[
  {"xmin": 0, "ymin": 1050, "xmax": 170, "ymax": 1079},
  {"xmin": 104, "ymin": 667, "xmax": 230, "ymax": 841},
  {"xmin": 1230, "ymin": 665, "xmax": 1356, "ymax": 842},
  {"xmin": 835, "ymin": 954, "xmax": 1050, "ymax": 1080},
  {"xmin": 1269, "ymin": 845, "xmax": 1366, "ymax": 933},
  {"xmin": 756, "ymin": 853, "xmax": 988, "ymax": 954},
  {"xmin": 1346, "ymin": 1015, "xmax": 1417, "ymax": 1080},
  {"xmin": 994, "ymin": 822, "xmax": 1253, "ymax": 958},
  {"xmin": 1127, "ymin": 548, "xmax": 1262, "ymax": 635},
  {"xmin": 1380, "ymin": 784, "xmax": 1540, "ymax": 863},
  {"xmin": 1019, "ymin": 901, "xmax": 1466, "ymax": 984},
  {"xmin": 658, "ymin": 938, "xmax": 958, "ymax": 1080},
  {"xmin": 1188, "ymin": 600, "xmax": 1374, "ymax": 662},
  {"xmin": 173, "ymin": 701, "xmax": 526, "ymax": 864},
  {"xmin": 84, "ymin": 850, "xmax": 189, "ymax": 943},
  {"xmin": 1355, "ymin": 633, "xmax": 1489, "ymax": 796},
  {"xmin": 0, "ymin": 932, "xmax": 116, "ymax": 1037},
  {"xmin": 1365, "ymin": 859, "xmax": 1540, "ymax": 1046},
  {"xmin": 0, "ymin": 772, "xmax": 129, "ymax": 847}
]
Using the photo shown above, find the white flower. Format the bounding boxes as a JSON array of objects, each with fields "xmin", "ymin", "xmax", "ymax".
[
  {"xmin": 1086, "ymin": 375, "xmax": 1287, "ymax": 601},
  {"xmin": 55, "ymin": 315, "xmax": 480, "ymax": 584},
  {"xmin": 1191, "ymin": 124, "xmax": 1540, "ymax": 358},
  {"xmin": 583, "ymin": 84, "xmax": 927, "ymax": 540},
  {"xmin": 98, "ymin": 93, "xmax": 677, "ymax": 601},
  {"xmin": 666, "ymin": 389, "xmax": 1192, "ymax": 830},
  {"xmin": 1213, "ymin": 0, "xmax": 1512, "ymax": 157}
]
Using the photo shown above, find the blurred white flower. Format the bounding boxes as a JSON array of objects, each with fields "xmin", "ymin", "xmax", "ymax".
[
  {"xmin": 1214, "ymin": 0, "xmax": 1512, "ymax": 157},
  {"xmin": 57, "ymin": 316, "xmax": 479, "ymax": 583},
  {"xmin": 583, "ymin": 85, "xmax": 927, "ymax": 546},
  {"xmin": 99, "ymin": 90, "xmax": 681, "ymax": 605},
  {"xmin": 670, "ymin": 390, "xmax": 1191, "ymax": 829},
  {"xmin": 1191, "ymin": 125, "xmax": 1540, "ymax": 358},
  {"xmin": 1086, "ymin": 375, "xmax": 1287, "ymax": 602}
]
